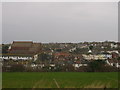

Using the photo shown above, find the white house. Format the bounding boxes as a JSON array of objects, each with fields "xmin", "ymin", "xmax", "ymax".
[
  {"xmin": 82, "ymin": 54, "xmax": 112, "ymax": 60},
  {"xmin": 0, "ymin": 56, "xmax": 33, "ymax": 60},
  {"xmin": 106, "ymin": 59, "xmax": 120, "ymax": 68},
  {"xmin": 73, "ymin": 60, "xmax": 88, "ymax": 68},
  {"xmin": 111, "ymin": 43, "xmax": 118, "ymax": 48}
]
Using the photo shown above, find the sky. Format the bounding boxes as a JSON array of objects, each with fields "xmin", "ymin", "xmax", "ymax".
[{"xmin": 2, "ymin": 2, "xmax": 118, "ymax": 43}]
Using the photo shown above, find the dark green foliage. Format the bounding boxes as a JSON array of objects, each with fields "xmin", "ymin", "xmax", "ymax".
[
  {"xmin": 88, "ymin": 60, "xmax": 106, "ymax": 72},
  {"xmin": 89, "ymin": 45, "xmax": 93, "ymax": 50},
  {"xmin": 10, "ymin": 64, "xmax": 25, "ymax": 72},
  {"xmin": 56, "ymin": 48, "xmax": 62, "ymax": 52},
  {"xmin": 2, "ymin": 44, "xmax": 10, "ymax": 53},
  {"xmin": 38, "ymin": 53, "xmax": 51, "ymax": 61},
  {"xmin": 117, "ymin": 57, "xmax": 120, "ymax": 60}
]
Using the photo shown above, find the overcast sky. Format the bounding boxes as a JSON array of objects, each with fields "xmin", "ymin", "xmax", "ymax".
[{"xmin": 2, "ymin": 2, "xmax": 118, "ymax": 43}]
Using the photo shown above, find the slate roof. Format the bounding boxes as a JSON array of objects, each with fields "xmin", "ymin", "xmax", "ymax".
[{"xmin": 9, "ymin": 41, "xmax": 41, "ymax": 55}]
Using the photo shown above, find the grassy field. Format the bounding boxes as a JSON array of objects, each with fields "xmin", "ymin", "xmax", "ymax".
[{"xmin": 2, "ymin": 72, "xmax": 119, "ymax": 88}]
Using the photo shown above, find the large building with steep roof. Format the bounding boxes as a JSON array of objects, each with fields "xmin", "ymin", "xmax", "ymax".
[{"xmin": 8, "ymin": 41, "xmax": 42, "ymax": 55}]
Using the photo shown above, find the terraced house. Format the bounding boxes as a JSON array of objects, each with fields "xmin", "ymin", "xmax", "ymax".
[
  {"xmin": 9, "ymin": 41, "xmax": 41, "ymax": 54},
  {"xmin": 2, "ymin": 41, "xmax": 42, "ymax": 60}
]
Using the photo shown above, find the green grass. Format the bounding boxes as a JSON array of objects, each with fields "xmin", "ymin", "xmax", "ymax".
[{"xmin": 2, "ymin": 72, "xmax": 119, "ymax": 88}]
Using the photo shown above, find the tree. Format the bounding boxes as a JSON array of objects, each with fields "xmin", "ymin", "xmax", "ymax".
[
  {"xmin": 117, "ymin": 57, "xmax": 120, "ymax": 60},
  {"xmin": 38, "ymin": 53, "xmax": 51, "ymax": 61},
  {"xmin": 2, "ymin": 44, "xmax": 10, "ymax": 53},
  {"xmin": 89, "ymin": 46, "xmax": 93, "ymax": 50},
  {"xmin": 88, "ymin": 60, "xmax": 106, "ymax": 72},
  {"xmin": 10, "ymin": 64, "xmax": 25, "ymax": 72}
]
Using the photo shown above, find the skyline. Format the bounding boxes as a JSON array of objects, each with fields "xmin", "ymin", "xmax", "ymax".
[
  {"xmin": 2, "ymin": 2, "xmax": 118, "ymax": 43},
  {"xmin": 2, "ymin": 40, "xmax": 119, "ymax": 44}
]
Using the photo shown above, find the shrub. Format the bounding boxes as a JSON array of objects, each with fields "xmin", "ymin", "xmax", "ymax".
[{"xmin": 10, "ymin": 64, "xmax": 25, "ymax": 72}]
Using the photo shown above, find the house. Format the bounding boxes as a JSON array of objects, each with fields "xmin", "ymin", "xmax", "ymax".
[
  {"xmin": 49, "ymin": 63, "xmax": 56, "ymax": 70},
  {"xmin": 9, "ymin": 41, "xmax": 42, "ymax": 55},
  {"xmin": 82, "ymin": 54, "xmax": 112, "ymax": 60},
  {"xmin": 2, "ymin": 41, "xmax": 42, "ymax": 61},
  {"xmin": 111, "ymin": 43, "xmax": 118, "ymax": 48},
  {"xmin": 54, "ymin": 52, "xmax": 70, "ymax": 58},
  {"xmin": 107, "ymin": 50, "xmax": 119, "ymax": 54},
  {"xmin": 106, "ymin": 59, "xmax": 120, "ymax": 68},
  {"xmin": 69, "ymin": 47, "xmax": 77, "ymax": 52},
  {"xmin": 73, "ymin": 61, "xmax": 82, "ymax": 68},
  {"xmin": 1, "ymin": 56, "xmax": 32, "ymax": 60},
  {"xmin": 111, "ymin": 52, "xmax": 119, "ymax": 59},
  {"xmin": 73, "ymin": 60, "xmax": 88, "ymax": 68}
]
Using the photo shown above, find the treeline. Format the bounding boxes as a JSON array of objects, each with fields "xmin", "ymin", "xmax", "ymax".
[{"xmin": 2, "ymin": 60, "xmax": 119, "ymax": 72}]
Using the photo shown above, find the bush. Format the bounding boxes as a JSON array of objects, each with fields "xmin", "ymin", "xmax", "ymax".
[
  {"xmin": 10, "ymin": 64, "xmax": 25, "ymax": 72},
  {"xmin": 88, "ymin": 60, "xmax": 106, "ymax": 72},
  {"xmin": 102, "ymin": 66, "xmax": 118, "ymax": 72}
]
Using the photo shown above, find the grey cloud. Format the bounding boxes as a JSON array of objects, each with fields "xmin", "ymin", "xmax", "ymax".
[{"xmin": 2, "ymin": 2, "xmax": 118, "ymax": 43}]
